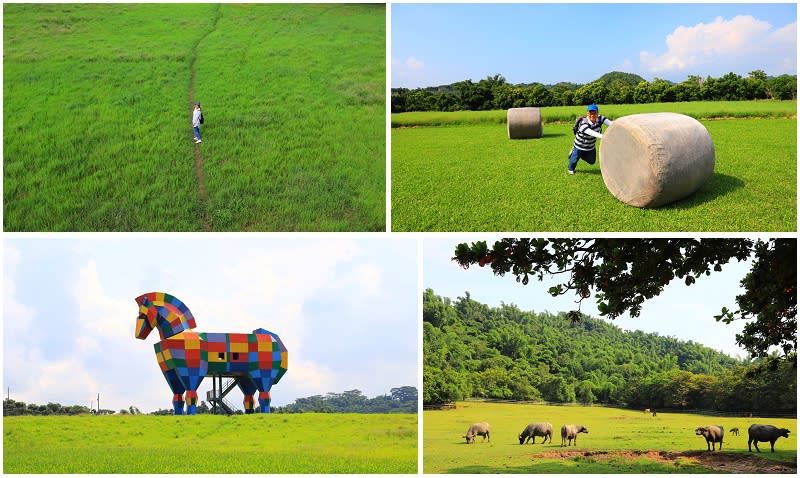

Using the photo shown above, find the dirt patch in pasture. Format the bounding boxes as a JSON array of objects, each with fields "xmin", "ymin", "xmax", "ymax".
[{"xmin": 532, "ymin": 450, "xmax": 796, "ymax": 474}]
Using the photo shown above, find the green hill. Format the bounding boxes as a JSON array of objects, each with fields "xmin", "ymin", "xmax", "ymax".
[
  {"xmin": 595, "ymin": 71, "xmax": 647, "ymax": 86},
  {"xmin": 423, "ymin": 289, "xmax": 796, "ymax": 413}
]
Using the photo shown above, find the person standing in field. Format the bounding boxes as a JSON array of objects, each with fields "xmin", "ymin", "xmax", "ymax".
[
  {"xmin": 192, "ymin": 102, "xmax": 203, "ymax": 144},
  {"xmin": 568, "ymin": 103, "xmax": 612, "ymax": 175}
]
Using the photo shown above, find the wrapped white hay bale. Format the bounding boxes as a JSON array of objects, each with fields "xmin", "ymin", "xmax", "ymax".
[
  {"xmin": 600, "ymin": 113, "xmax": 714, "ymax": 208},
  {"xmin": 507, "ymin": 107, "xmax": 542, "ymax": 139}
]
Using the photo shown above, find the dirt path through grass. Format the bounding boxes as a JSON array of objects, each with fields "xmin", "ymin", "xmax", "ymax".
[{"xmin": 188, "ymin": 4, "xmax": 222, "ymax": 231}]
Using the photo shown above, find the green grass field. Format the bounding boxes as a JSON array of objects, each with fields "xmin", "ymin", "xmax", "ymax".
[
  {"xmin": 424, "ymin": 402, "xmax": 797, "ymax": 473},
  {"xmin": 4, "ymin": 3, "xmax": 385, "ymax": 231},
  {"xmin": 391, "ymin": 102, "xmax": 796, "ymax": 232},
  {"xmin": 3, "ymin": 413, "xmax": 417, "ymax": 473}
]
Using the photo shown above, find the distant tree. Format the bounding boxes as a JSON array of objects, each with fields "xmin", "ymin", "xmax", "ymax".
[
  {"xmin": 453, "ymin": 239, "xmax": 796, "ymax": 361},
  {"xmin": 575, "ymin": 380, "xmax": 596, "ymax": 404},
  {"xmin": 767, "ymin": 75, "xmax": 797, "ymax": 100},
  {"xmin": 390, "ymin": 386, "xmax": 418, "ymax": 403},
  {"xmin": 633, "ymin": 80, "xmax": 653, "ymax": 104}
]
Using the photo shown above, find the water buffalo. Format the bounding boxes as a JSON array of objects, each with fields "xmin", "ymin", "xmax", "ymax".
[
  {"xmin": 730, "ymin": 427, "xmax": 739, "ymax": 436},
  {"xmin": 695, "ymin": 425, "xmax": 724, "ymax": 451},
  {"xmin": 463, "ymin": 422, "xmax": 490, "ymax": 444},
  {"xmin": 748, "ymin": 424, "xmax": 790, "ymax": 452},
  {"xmin": 561, "ymin": 424, "xmax": 588, "ymax": 447},
  {"xmin": 519, "ymin": 422, "xmax": 553, "ymax": 445}
]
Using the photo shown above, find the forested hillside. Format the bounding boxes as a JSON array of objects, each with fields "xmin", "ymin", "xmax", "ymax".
[
  {"xmin": 392, "ymin": 70, "xmax": 797, "ymax": 112},
  {"xmin": 423, "ymin": 289, "xmax": 796, "ymax": 413}
]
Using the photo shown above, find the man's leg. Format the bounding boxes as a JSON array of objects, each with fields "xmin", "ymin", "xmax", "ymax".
[
  {"xmin": 568, "ymin": 147, "xmax": 580, "ymax": 173},
  {"xmin": 582, "ymin": 149, "xmax": 597, "ymax": 166}
]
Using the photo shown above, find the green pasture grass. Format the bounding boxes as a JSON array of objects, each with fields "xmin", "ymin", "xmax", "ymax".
[
  {"xmin": 196, "ymin": 4, "xmax": 385, "ymax": 231},
  {"xmin": 424, "ymin": 401, "xmax": 797, "ymax": 473},
  {"xmin": 4, "ymin": 413, "xmax": 417, "ymax": 473},
  {"xmin": 391, "ymin": 117, "xmax": 796, "ymax": 231},
  {"xmin": 391, "ymin": 100, "xmax": 797, "ymax": 127},
  {"xmin": 4, "ymin": 3, "xmax": 385, "ymax": 231}
]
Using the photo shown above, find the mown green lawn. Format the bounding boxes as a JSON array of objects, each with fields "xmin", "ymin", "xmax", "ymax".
[
  {"xmin": 4, "ymin": 413, "xmax": 417, "ymax": 473},
  {"xmin": 392, "ymin": 103, "xmax": 796, "ymax": 231},
  {"xmin": 424, "ymin": 401, "xmax": 796, "ymax": 473},
  {"xmin": 4, "ymin": 3, "xmax": 385, "ymax": 231}
]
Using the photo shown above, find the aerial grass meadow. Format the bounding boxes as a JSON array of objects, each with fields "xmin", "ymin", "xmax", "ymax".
[
  {"xmin": 4, "ymin": 413, "xmax": 417, "ymax": 473},
  {"xmin": 391, "ymin": 101, "xmax": 796, "ymax": 232},
  {"xmin": 424, "ymin": 401, "xmax": 797, "ymax": 474},
  {"xmin": 4, "ymin": 3, "xmax": 385, "ymax": 231}
]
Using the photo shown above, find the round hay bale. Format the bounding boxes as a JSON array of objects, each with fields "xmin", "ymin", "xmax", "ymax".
[
  {"xmin": 600, "ymin": 112, "xmax": 715, "ymax": 208},
  {"xmin": 507, "ymin": 107, "xmax": 542, "ymax": 139}
]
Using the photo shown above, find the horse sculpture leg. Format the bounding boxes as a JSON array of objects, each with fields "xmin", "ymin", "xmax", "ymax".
[
  {"xmin": 173, "ymin": 393, "xmax": 185, "ymax": 415},
  {"xmin": 162, "ymin": 369, "xmax": 186, "ymax": 415},
  {"xmin": 237, "ymin": 378, "xmax": 258, "ymax": 414},
  {"xmin": 258, "ymin": 391, "xmax": 272, "ymax": 413},
  {"xmin": 185, "ymin": 390, "xmax": 199, "ymax": 415}
]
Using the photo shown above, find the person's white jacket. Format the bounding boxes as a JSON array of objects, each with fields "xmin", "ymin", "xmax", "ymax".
[{"xmin": 192, "ymin": 108, "xmax": 202, "ymax": 128}]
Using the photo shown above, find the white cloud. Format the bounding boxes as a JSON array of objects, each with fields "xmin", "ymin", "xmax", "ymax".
[
  {"xmin": 640, "ymin": 16, "xmax": 797, "ymax": 75},
  {"xmin": 392, "ymin": 55, "xmax": 428, "ymax": 87},
  {"xmin": 278, "ymin": 357, "xmax": 336, "ymax": 400},
  {"xmin": 3, "ymin": 244, "xmax": 36, "ymax": 338}
]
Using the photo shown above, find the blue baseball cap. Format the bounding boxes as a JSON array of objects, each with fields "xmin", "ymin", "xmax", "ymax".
[
  {"xmin": 587, "ymin": 104, "xmax": 599, "ymax": 112},
  {"xmin": 195, "ymin": 102, "xmax": 201, "ymax": 107}
]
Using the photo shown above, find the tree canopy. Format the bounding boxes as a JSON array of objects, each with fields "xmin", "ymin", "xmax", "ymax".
[
  {"xmin": 392, "ymin": 71, "xmax": 797, "ymax": 112},
  {"xmin": 453, "ymin": 239, "xmax": 796, "ymax": 361}
]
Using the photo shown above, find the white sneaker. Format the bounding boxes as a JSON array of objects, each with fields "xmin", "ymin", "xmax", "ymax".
[
  {"xmin": 195, "ymin": 139, "xmax": 202, "ymax": 144},
  {"xmin": 568, "ymin": 170, "xmax": 574, "ymax": 175}
]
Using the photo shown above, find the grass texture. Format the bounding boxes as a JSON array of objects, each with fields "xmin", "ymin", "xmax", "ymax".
[
  {"xmin": 424, "ymin": 401, "xmax": 797, "ymax": 473},
  {"xmin": 4, "ymin": 3, "xmax": 385, "ymax": 231},
  {"xmin": 4, "ymin": 413, "xmax": 417, "ymax": 473},
  {"xmin": 391, "ymin": 103, "xmax": 796, "ymax": 231},
  {"xmin": 391, "ymin": 101, "xmax": 797, "ymax": 127}
]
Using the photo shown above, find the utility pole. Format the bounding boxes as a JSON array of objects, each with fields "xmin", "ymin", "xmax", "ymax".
[{"xmin": 97, "ymin": 393, "xmax": 100, "ymax": 415}]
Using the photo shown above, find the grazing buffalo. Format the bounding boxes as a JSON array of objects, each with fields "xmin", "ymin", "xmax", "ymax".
[
  {"xmin": 519, "ymin": 422, "xmax": 553, "ymax": 445},
  {"xmin": 730, "ymin": 427, "xmax": 740, "ymax": 436},
  {"xmin": 748, "ymin": 424, "xmax": 790, "ymax": 452},
  {"xmin": 561, "ymin": 424, "xmax": 588, "ymax": 447},
  {"xmin": 695, "ymin": 426, "xmax": 724, "ymax": 451},
  {"xmin": 464, "ymin": 422, "xmax": 490, "ymax": 444}
]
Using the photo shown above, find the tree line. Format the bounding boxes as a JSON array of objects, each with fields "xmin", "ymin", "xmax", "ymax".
[
  {"xmin": 423, "ymin": 289, "xmax": 796, "ymax": 414},
  {"xmin": 3, "ymin": 387, "xmax": 418, "ymax": 416},
  {"xmin": 275, "ymin": 387, "xmax": 418, "ymax": 414},
  {"xmin": 392, "ymin": 70, "xmax": 798, "ymax": 113}
]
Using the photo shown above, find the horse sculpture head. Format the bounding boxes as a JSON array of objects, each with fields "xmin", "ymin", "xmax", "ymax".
[{"xmin": 135, "ymin": 292, "xmax": 196, "ymax": 340}]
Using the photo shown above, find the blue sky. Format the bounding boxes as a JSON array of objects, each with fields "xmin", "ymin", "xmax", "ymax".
[
  {"xmin": 3, "ymin": 237, "xmax": 418, "ymax": 413},
  {"xmin": 392, "ymin": 3, "xmax": 797, "ymax": 87},
  {"xmin": 423, "ymin": 237, "xmax": 757, "ymax": 359}
]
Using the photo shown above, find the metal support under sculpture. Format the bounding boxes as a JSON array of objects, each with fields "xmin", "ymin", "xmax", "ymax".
[{"xmin": 134, "ymin": 292, "xmax": 288, "ymax": 415}]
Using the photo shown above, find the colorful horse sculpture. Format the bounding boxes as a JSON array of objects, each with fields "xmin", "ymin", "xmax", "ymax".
[{"xmin": 134, "ymin": 292, "xmax": 288, "ymax": 415}]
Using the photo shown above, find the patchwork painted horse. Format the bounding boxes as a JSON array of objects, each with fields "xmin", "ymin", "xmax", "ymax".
[{"xmin": 135, "ymin": 292, "xmax": 288, "ymax": 415}]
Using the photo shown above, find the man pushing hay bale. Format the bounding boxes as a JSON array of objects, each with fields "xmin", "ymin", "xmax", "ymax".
[
  {"xmin": 507, "ymin": 107, "xmax": 542, "ymax": 139},
  {"xmin": 600, "ymin": 112, "xmax": 715, "ymax": 208}
]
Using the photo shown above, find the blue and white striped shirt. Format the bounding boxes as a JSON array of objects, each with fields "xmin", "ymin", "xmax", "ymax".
[{"xmin": 574, "ymin": 115, "xmax": 612, "ymax": 151}]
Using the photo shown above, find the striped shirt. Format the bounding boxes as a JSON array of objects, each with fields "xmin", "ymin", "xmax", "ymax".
[{"xmin": 574, "ymin": 115, "xmax": 611, "ymax": 151}]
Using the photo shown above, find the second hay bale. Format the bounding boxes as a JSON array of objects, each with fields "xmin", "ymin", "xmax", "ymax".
[
  {"xmin": 507, "ymin": 107, "xmax": 542, "ymax": 139},
  {"xmin": 600, "ymin": 112, "xmax": 715, "ymax": 208}
]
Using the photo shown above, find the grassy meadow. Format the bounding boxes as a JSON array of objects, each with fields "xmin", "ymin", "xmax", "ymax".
[
  {"xmin": 4, "ymin": 413, "xmax": 417, "ymax": 473},
  {"xmin": 424, "ymin": 401, "xmax": 797, "ymax": 473},
  {"xmin": 391, "ymin": 101, "xmax": 796, "ymax": 232},
  {"xmin": 4, "ymin": 3, "xmax": 385, "ymax": 231}
]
